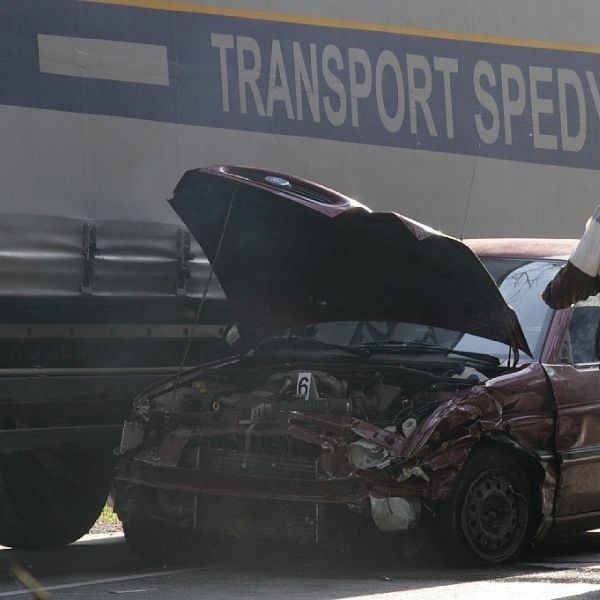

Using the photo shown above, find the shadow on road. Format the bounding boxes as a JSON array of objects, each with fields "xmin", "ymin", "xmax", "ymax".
[{"xmin": 0, "ymin": 530, "xmax": 600, "ymax": 599}]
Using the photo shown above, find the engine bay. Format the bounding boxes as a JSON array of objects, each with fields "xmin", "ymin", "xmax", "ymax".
[{"xmin": 142, "ymin": 358, "xmax": 493, "ymax": 438}]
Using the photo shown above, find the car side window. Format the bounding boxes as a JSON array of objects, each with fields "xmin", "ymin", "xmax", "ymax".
[{"xmin": 562, "ymin": 294, "xmax": 600, "ymax": 365}]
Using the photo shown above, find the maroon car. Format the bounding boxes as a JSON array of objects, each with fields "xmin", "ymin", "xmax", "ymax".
[{"xmin": 114, "ymin": 166, "xmax": 594, "ymax": 566}]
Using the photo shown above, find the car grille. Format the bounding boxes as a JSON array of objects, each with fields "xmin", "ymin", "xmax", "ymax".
[{"xmin": 195, "ymin": 447, "xmax": 319, "ymax": 480}]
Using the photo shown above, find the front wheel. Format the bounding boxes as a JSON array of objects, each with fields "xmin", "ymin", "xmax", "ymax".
[{"xmin": 438, "ymin": 446, "xmax": 535, "ymax": 566}]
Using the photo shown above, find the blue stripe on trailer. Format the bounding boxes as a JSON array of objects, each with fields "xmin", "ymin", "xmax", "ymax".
[{"xmin": 2, "ymin": 0, "xmax": 600, "ymax": 169}]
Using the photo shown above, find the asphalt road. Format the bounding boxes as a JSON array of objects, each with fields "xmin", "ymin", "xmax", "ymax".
[{"xmin": 3, "ymin": 532, "xmax": 600, "ymax": 599}]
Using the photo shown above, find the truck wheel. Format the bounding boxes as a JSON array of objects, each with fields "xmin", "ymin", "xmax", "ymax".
[
  {"xmin": 0, "ymin": 452, "xmax": 112, "ymax": 548},
  {"xmin": 438, "ymin": 446, "xmax": 534, "ymax": 566},
  {"xmin": 123, "ymin": 517, "xmax": 203, "ymax": 565}
]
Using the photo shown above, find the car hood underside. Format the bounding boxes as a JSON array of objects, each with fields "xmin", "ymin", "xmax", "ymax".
[{"xmin": 169, "ymin": 165, "xmax": 529, "ymax": 354}]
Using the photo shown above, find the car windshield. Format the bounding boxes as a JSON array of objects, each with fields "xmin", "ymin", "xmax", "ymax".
[
  {"xmin": 452, "ymin": 258, "xmax": 560, "ymax": 361},
  {"xmin": 259, "ymin": 258, "xmax": 561, "ymax": 363}
]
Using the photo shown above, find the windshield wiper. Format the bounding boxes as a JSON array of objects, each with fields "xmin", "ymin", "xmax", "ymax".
[
  {"xmin": 356, "ymin": 341, "xmax": 499, "ymax": 366},
  {"xmin": 252, "ymin": 334, "xmax": 370, "ymax": 358}
]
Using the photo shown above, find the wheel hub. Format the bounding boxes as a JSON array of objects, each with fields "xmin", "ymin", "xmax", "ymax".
[{"xmin": 464, "ymin": 475, "xmax": 519, "ymax": 554}]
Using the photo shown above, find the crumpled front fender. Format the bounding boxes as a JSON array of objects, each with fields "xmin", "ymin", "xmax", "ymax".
[{"xmin": 352, "ymin": 385, "xmax": 502, "ymax": 464}]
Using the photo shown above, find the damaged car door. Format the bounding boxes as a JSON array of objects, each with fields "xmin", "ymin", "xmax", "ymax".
[{"xmin": 545, "ymin": 293, "xmax": 600, "ymax": 519}]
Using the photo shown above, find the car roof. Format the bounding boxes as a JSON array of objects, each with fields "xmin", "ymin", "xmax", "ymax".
[{"xmin": 465, "ymin": 238, "xmax": 577, "ymax": 260}]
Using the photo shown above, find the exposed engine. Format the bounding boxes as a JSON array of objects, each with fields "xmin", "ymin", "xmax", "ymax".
[
  {"xmin": 146, "ymin": 363, "xmax": 485, "ymax": 435},
  {"xmin": 196, "ymin": 369, "xmax": 410, "ymax": 424}
]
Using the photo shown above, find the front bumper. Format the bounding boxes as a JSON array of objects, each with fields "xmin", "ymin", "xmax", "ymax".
[{"xmin": 116, "ymin": 457, "xmax": 368, "ymax": 504}]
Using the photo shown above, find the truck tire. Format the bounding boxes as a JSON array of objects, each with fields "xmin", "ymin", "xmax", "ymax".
[{"xmin": 0, "ymin": 452, "xmax": 112, "ymax": 548}]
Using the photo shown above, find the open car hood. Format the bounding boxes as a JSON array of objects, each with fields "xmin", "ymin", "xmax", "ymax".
[{"xmin": 169, "ymin": 166, "xmax": 530, "ymax": 355}]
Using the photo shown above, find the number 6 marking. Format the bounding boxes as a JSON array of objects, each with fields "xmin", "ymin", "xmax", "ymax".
[{"xmin": 297, "ymin": 372, "xmax": 312, "ymax": 400}]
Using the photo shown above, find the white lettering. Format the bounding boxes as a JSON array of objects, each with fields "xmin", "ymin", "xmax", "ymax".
[
  {"xmin": 322, "ymin": 44, "xmax": 347, "ymax": 127},
  {"xmin": 293, "ymin": 42, "xmax": 320, "ymax": 122},
  {"xmin": 266, "ymin": 40, "xmax": 294, "ymax": 118},
  {"xmin": 586, "ymin": 71, "xmax": 600, "ymax": 118},
  {"xmin": 348, "ymin": 47, "xmax": 372, "ymax": 127},
  {"xmin": 236, "ymin": 36, "xmax": 265, "ymax": 116},
  {"xmin": 212, "ymin": 33, "xmax": 599, "ymax": 161},
  {"xmin": 558, "ymin": 69, "xmax": 586, "ymax": 152},
  {"xmin": 474, "ymin": 60, "xmax": 500, "ymax": 144},
  {"xmin": 406, "ymin": 54, "xmax": 437, "ymax": 136},
  {"xmin": 211, "ymin": 33, "xmax": 234, "ymax": 112},
  {"xmin": 500, "ymin": 64, "xmax": 526, "ymax": 145},
  {"xmin": 434, "ymin": 56, "xmax": 459, "ymax": 138},
  {"xmin": 375, "ymin": 50, "xmax": 405, "ymax": 133},
  {"xmin": 529, "ymin": 66, "xmax": 557, "ymax": 150}
]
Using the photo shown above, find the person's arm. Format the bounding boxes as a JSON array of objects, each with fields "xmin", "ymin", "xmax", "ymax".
[
  {"xmin": 542, "ymin": 262, "xmax": 600, "ymax": 309},
  {"xmin": 542, "ymin": 206, "xmax": 600, "ymax": 309}
]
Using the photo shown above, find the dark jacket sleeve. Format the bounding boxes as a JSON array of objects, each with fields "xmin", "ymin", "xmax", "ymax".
[{"xmin": 542, "ymin": 261, "xmax": 600, "ymax": 309}]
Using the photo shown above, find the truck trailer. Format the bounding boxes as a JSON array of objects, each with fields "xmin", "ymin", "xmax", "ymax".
[
  {"xmin": 0, "ymin": 215, "xmax": 227, "ymax": 548},
  {"xmin": 4, "ymin": 0, "xmax": 600, "ymax": 236},
  {"xmin": 3, "ymin": 0, "xmax": 600, "ymax": 547}
]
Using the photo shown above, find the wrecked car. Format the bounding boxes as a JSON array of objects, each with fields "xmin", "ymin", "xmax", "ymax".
[{"xmin": 115, "ymin": 166, "xmax": 593, "ymax": 566}]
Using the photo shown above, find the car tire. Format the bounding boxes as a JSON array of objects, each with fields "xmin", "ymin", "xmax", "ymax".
[
  {"xmin": 0, "ymin": 453, "xmax": 112, "ymax": 548},
  {"xmin": 123, "ymin": 517, "xmax": 205, "ymax": 565},
  {"xmin": 438, "ymin": 445, "xmax": 535, "ymax": 566}
]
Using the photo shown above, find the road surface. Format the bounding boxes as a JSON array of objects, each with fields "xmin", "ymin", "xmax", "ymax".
[{"xmin": 2, "ymin": 531, "xmax": 600, "ymax": 599}]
